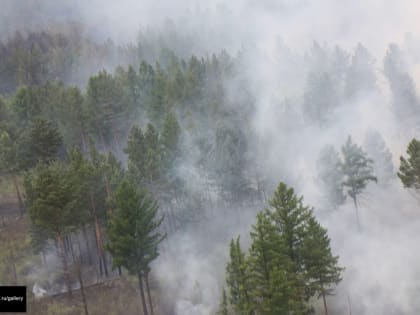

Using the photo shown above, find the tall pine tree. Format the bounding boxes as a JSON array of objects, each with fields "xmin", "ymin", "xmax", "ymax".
[
  {"xmin": 341, "ymin": 136, "xmax": 377, "ymax": 229},
  {"xmin": 107, "ymin": 180, "xmax": 164, "ymax": 315}
]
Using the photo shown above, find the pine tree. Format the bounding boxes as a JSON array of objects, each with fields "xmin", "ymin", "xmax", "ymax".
[
  {"xmin": 161, "ymin": 112, "xmax": 181, "ymax": 164},
  {"xmin": 364, "ymin": 130, "xmax": 394, "ymax": 185},
  {"xmin": 125, "ymin": 123, "xmax": 162, "ymax": 189},
  {"xmin": 107, "ymin": 180, "xmax": 164, "ymax": 315},
  {"xmin": 344, "ymin": 44, "xmax": 376, "ymax": 100},
  {"xmin": 225, "ymin": 237, "xmax": 251, "ymax": 315},
  {"xmin": 217, "ymin": 288, "xmax": 229, "ymax": 315},
  {"xmin": 25, "ymin": 161, "xmax": 87, "ymax": 295},
  {"xmin": 301, "ymin": 217, "xmax": 344, "ymax": 315},
  {"xmin": 303, "ymin": 71, "xmax": 338, "ymax": 128},
  {"xmin": 212, "ymin": 121, "xmax": 248, "ymax": 202},
  {"xmin": 144, "ymin": 123, "xmax": 161, "ymax": 185},
  {"xmin": 223, "ymin": 183, "xmax": 343, "ymax": 314},
  {"xmin": 125, "ymin": 125, "xmax": 147, "ymax": 185},
  {"xmin": 317, "ymin": 145, "xmax": 346, "ymax": 210},
  {"xmin": 384, "ymin": 44, "xmax": 420, "ymax": 131},
  {"xmin": 269, "ymin": 183, "xmax": 311, "ymax": 271},
  {"xmin": 398, "ymin": 138, "xmax": 420, "ymax": 194},
  {"xmin": 247, "ymin": 212, "xmax": 295, "ymax": 315},
  {"xmin": 148, "ymin": 63, "xmax": 166, "ymax": 127},
  {"xmin": 267, "ymin": 183, "xmax": 313, "ymax": 313},
  {"xmin": 340, "ymin": 136, "xmax": 377, "ymax": 229},
  {"xmin": 29, "ymin": 118, "xmax": 63, "ymax": 165},
  {"xmin": 0, "ymin": 127, "xmax": 29, "ymax": 215},
  {"xmin": 85, "ymin": 71, "xmax": 127, "ymax": 149},
  {"xmin": 160, "ymin": 112, "xmax": 182, "ymax": 195}
]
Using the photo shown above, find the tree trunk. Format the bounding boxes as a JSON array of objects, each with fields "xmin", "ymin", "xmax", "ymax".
[
  {"xmin": 322, "ymin": 288, "xmax": 328, "ymax": 315},
  {"xmin": 82, "ymin": 225, "xmax": 93, "ymax": 265},
  {"xmin": 137, "ymin": 273, "xmax": 149, "ymax": 315},
  {"xmin": 92, "ymin": 225, "xmax": 103, "ymax": 277},
  {"xmin": 352, "ymin": 196, "xmax": 361, "ymax": 231},
  {"xmin": 90, "ymin": 193, "xmax": 108, "ymax": 277},
  {"xmin": 74, "ymin": 235, "xmax": 89, "ymax": 315},
  {"xmin": 145, "ymin": 272, "xmax": 154, "ymax": 315},
  {"xmin": 102, "ymin": 252, "xmax": 108, "ymax": 277},
  {"xmin": 12, "ymin": 174, "xmax": 24, "ymax": 217},
  {"xmin": 57, "ymin": 234, "xmax": 72, "ymax": 296},
  {"xmin": 78, "ymin": 264, "xmax": 89, "ymax": 315}
]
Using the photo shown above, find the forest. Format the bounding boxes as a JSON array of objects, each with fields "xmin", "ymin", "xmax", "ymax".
[{"xmin": 1, "ymin": 1, "xmax": 420, "ymax": 315}]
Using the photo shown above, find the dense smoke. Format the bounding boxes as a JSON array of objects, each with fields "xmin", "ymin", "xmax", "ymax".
[{"xmin": 3, "ymin": 1, "xmax": 420, "ymax": 314}]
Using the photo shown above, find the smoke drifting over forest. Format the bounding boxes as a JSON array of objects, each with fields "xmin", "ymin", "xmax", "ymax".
[{"xmin": 2, "ymin": 1, "xmax": 420, "ymax": 315}]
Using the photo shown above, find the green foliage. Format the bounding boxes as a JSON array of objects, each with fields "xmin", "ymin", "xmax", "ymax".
[
  {"xmin": 217, "ymin": 288, "xmax": 229, "ymax": 315},
  {"xmin": 161, "ymin": 112, "xmax": 181, "ymax": 163},
  {"xmin": 125, "ymin": 124, "xmax": 162, "ymax": 187},
  {"xmin": 223, "ymin": 183, "xmax": 343, "ymax": 315},
  {"xmin": 125, "ymin": 125, "xmax": 147, "ymax": 184},
  {"xmin": 0, "ymin": 124, "xmax": 32, "ymax": 174},
  {"xmin": 247, "ymin": 212, "xmax": 296, "ymax": 314},
  {"xmin": 25, "ymin": 161, "xmax": 86, "ymax": 243},
  {"xmin": 268, "ymin": 183, "xmax": 311, "ymax": 270},
  {"xmin": 29, "ymin": 118, "xmax": 63, "ymax": 165},
  {"xmin": 85, "ymin": 71, "xmax": 128, "ymax": 148},
  {"xmin": 301, "ymin": 217, "xmax": 344, "ymax": 298},
  {"xmin": 317, "ymin": 145, "xmax": 346, "ymax": 209},
  {"xmin": 364, "ymin": 130, "xmax": 394, "ymax": 185},
  {"xmin": 107, "ymin": 180, "xmax": 164, "ymax": 275},
  {"xmin": 226, "ymin": 237, "xmax": 251, "ymax": 315},
  {"xmin": 0, "ymin": 234, "xmax": 30, "ymax": 284},
  {"xmin": 303, "ymin": 71, "xmax": 338, "ymax": 128},
  {"xmin": 11, "ymin": 87, "xmax": 41, "ymax": 127},
  {"xmin": 398, "ymin": 138, "xmax": 420, "ymax": 190},
  {"xmin": 341, "ymin": 136, "xmax": 377, "ymax": 203},
  {"xmin": 211, "ymin": 121, "xmax": 249, "ymax": 202}
]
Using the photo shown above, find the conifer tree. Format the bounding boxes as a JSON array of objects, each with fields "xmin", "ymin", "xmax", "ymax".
[
  {"xmin": 267, "ymin": 183, "xmax": 313, "ymax": 313},
  {"xmin": 247, "ymin": 212, "xmax": 295, "ymax": 314},
  {"xmin": 125, "ymin": 125, "xmax": 147, "ymax": 185},
  {"xmin": 317, "ymin": 145, "xmax": 346, "ymax": 210},
  {"xmin": 301, "ymin": 217, "xmax": 344, "ymax": 315},
  {"xmin": 223, "ymin": 182, "xmax": 343, "ymax": 315},
  {"xmin": 340, "ymin": 136, "xmax": 377, "ymax": 229},
  {"xmin": 144, "ymin": 123, "xmax": 161, "ymax": 185},
  {"xmin": 226, "ymin": 237, "xmax": 251, "ymax": 315},
  {"xmin": 160, "ymin": 112, "xmax": 182, "ymax": 195},
  {"xmin": 25, "ymin": 161, "xmax": 87, "ymax": 295},
  {"xmin": 384, "ymin": 44, "xmax": 420, "ymax": 130},
  {"xmin": 125, "ymin": 123, "xmax": 162, "ymax": 189},
  {"xmin": 344, "ymin": 44, "xmax": 376, "ymax": 100},
  {"xmin": 85, "ymin": 71, "xmax": 127, "ymax": 149},
  {"xmin": 269, "ymin": 183, "xmax": 311, "ymax": 271},
  {"xmin": 0, "ymin": 127, "xmax": 29, "ymax": 215},
  {"xmin": 364, "ymin": 130, "xmax": 394, "ymax": 185},
  {"xmin": 29, "ymin": 118, "xmax": 63, "ymax": 165},
  {"xmin": 217, "ymin": 288, "xmax": 229, "ymax": 315},
  {"xmin": 303, "ymin": 71, "xmax": 338, "ymax": 128},
  {"xmin": 161, "ymin": 112, "xmax": 181, "ymax": 165},
  {"xmin": 398, "ymin": 138, "xmax": 420, "ymax": 195},
  {"xmin": 107, "ymin": 180, "xmax": 164, "ymax": 315}
]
